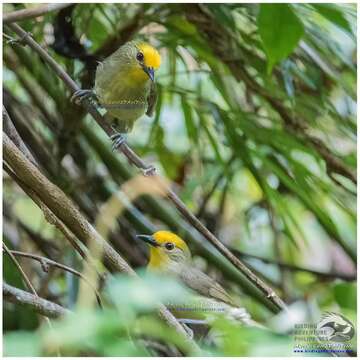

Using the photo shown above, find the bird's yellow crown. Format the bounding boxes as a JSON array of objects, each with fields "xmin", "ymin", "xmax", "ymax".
[
  {"xmin": 137, "ymin": 42, "xmax": 161, "ymax": 69},
  {"xmin": 153, "ymin": 231, "xmax": 189, "ymax": 252}
]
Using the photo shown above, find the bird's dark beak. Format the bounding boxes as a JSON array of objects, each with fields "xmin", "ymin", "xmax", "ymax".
[
  {"xmin": 136, "ymin": 234, "xmax": 159, "ymax": 247},
  {"xmin": 142, "ymin": 66, "xmax": 155, "ymax": 82}
]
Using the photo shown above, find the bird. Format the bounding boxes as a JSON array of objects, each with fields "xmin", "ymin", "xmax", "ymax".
[
  {"xmin": 136, "ymin": 230, "xmax": 257, "ymax": 330},
  {"xmin": 71, "ymin": 40, "xmax": 161, "ymax": 152}
]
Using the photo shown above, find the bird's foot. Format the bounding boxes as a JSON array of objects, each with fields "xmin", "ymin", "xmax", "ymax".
[
  {"xmin": 71, "ymin": 89, "xmax": 97, "ymax": 105},
  {"xmin": 110, "ymin": 133, "xmax": 126, "ymax": 151},
  {"xmin": 142, "ymin": 165, "xmax": 156, "ymax": 177},
  {"xmin": 178, "ymin": 319, "xmax": 209, "ymax": 339},
  {"xmin": 178, "ymin": 322, "xmax": 194, "ymax": 339},
  {"xmin": 110, "ymin": 130, "xmax": 156, "ymax": 176},
  {"xmin": 6, "ymin": 32, "xmax": 32, "ymax": 46},
  {"xmin": 177, "ymin": 319, "xmax": 208, "ymax": 325}
]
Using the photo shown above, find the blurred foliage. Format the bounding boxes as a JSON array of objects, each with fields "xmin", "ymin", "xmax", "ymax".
[{"xmin": 3, "ymin": 3, "xmax": 356, "ymax": 356}]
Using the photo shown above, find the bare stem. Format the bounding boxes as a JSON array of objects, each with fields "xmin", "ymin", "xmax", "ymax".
[
  {"xmin": 3, "ymin": 243, "xmax": 37, "ymax": 295},
  {"xmin": 3, "ymin": 282, "xmax": 71, "ymax": 318},
  {"xmin": 3, "ymin": 3, "xmax": 73, "ymax": 24}
]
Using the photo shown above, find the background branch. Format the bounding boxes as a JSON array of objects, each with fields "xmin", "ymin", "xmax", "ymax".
[
  {"xmin": 3, "ymin": 282, "xmax": 71, "ymax": 318},
  {"xmin": 3, "ymin": 3, "xmax": 73, "ymax": 24}
]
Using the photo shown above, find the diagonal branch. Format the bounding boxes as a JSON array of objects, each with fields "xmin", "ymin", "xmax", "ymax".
[
  {"xmin": 4, "ymin": 282, "xmax": 71, "ymax": 318},
  {"xmin": 5, "ymin": 22, "xmax": 286, "ymax": 312},
  {"xmin": 3, "ymin": 243, "xmax": 37, "ymax": 295}
]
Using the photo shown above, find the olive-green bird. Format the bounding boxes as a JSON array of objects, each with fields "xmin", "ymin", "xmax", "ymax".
[
  {"xmin": 137, "ymin": 231, "xmax": 258, "ymax": 328},
  {"xmin": 72, "ymin": 40, "xmax": 161, "ymax": 150}
]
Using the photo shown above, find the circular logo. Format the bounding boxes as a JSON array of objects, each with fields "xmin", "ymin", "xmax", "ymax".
[{"xmin": 317, "ymin": 312, "xmax": 355, "ymax": 342}]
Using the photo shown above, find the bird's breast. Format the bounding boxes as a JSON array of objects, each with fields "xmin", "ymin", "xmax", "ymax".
[{"xmin": 94, "ymin": 63, "xmax": 150, "ymax": 121}]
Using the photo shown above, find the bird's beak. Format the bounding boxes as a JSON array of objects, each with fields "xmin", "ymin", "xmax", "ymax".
[
  {"xmin": 142, "ymin": 66, "xmax": 155, "ymax": 82},
  {"xmin": 136, "ymin": 234, "xmax": 159, "ymax": 247}
]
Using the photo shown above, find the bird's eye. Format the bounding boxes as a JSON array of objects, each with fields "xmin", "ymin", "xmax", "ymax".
[
  {"xmin": 136, "ymin": 52, "xmax": 144, "ymax": 62},
  {"xmin": 165, "ymin": 242, "xmax": 174, "ymax": 250}
]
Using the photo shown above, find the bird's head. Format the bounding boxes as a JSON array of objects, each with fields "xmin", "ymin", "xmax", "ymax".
[
  {"xmin": 137, "ymin": 231, "xmax": 191, "ymax": 271},
  {"xmin": 120, "ymin": 41, "xmax": 161, "ymax": 83}
]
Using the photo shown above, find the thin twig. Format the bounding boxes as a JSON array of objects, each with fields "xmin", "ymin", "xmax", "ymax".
[
  {"xmin": 8, "ymin": 250, "xmax": 103, "ymax": 307},
  {"xmin": 3, "ymin": 3, "xmax": 73, "ymax": 24},
  {"xmin": 3, "ymin": 242, "xmax": 54, "ymax": 331},
  {"xmin": 3, "ymin": 282, "xmax": 71, "ymax": 318},
  {"xmin": 5, "ymin": 22, "xmax": 286, "ymax": 312},
  {"xmin": 3, "ymin": 243, "xmax": 37, "ymax": 294},
  {"xmin": 196, "ymin": 154, "xmax": 236, "ymax": 219}
]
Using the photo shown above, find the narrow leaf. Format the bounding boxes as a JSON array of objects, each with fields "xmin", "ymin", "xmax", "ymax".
[{"xmin": 257, "ymin": 4, "xmax": 305, "ymax": 73}]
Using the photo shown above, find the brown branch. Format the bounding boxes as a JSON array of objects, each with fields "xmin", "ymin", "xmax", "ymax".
[
  {"xmin": 5, "ymin": 22, "xmax": 286, "ymax": 312},
  {"xmin": 184, "ymin": 4, "xmax": 356, "ymax": 185},
  {"xmin": 8, "ymin": 250, "xmax": 103, "ymax": 307},
  {"xmin": 3, "ymin": 134, "xmax": 199, "ymax": 352},
  {"xmin": 3, "ymin": 282, "xmax": 71, "ymax": 318},
  {"xmin": 3, "ymin": 3, "xmax": 73, "ymax": 24}
]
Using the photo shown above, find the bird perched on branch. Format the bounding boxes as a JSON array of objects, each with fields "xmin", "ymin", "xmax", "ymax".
[
  {"xmin": 137, "ymin": 231, "xmax": 259, "ymax": 333},
  {"xmin": 72, "ymin": 40, "xmax": 161, "ymax": 152}
]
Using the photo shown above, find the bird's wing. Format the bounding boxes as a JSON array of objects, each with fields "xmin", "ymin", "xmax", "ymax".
[
  {"xmin": 146, "ymin": 81, "xmax": 157, "ymax": 117},
  {"xmin": 178, "ymin": 266, "xmax": 235, "ymax": 307}
]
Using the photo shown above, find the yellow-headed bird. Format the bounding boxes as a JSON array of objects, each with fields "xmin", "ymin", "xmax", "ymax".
[
  {"xmin": 72, "ymin": 41, "xmax": 161, "ymax": 150},
  {"xmin": 137, "ymin": 231, "xmax": 257, "ymax": 328}
]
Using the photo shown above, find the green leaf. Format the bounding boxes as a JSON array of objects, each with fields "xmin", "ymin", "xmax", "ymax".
[
  {"xmin": 312, "ymin": 4, "xmax": 353, "ymax": 35},
  {"xmin": 4, "ymin": 331, "xmax": 41, "ymax": 356},
  {"xmin": 181, "ymin": 95, "xmax": 198, "ymax": 144},
  {"xmin": 257, "ymin": 4, "xmax": 304, "ymax": 73},
  {"xmin": 333, "ymin": 282, "xmax": 356, "ymax": 311}
]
